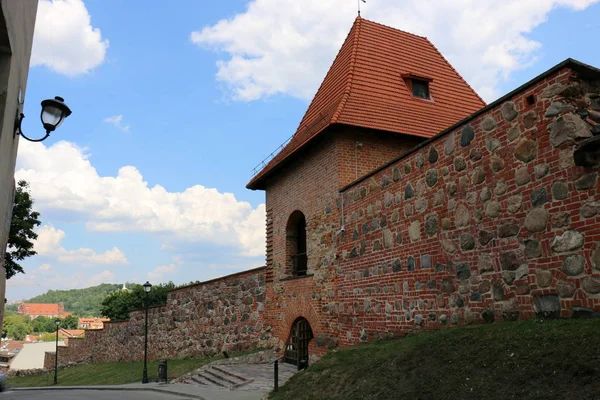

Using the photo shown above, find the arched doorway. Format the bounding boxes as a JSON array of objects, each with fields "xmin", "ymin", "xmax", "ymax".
[{"xmin": 284, "ymin": 317, "xmax": 313, "ymax": 369}]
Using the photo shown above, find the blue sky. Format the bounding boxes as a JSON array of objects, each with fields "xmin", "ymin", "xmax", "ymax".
[{"xmin": 7, "ymin": 0, "xmax": 600, "ymax": 301}]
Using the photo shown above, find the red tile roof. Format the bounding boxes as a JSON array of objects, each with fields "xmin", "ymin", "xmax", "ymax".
[
  {"xmin": 247, "ymin": 17, "xmax": 485, "ymax": 189},
  {"xmin": 58, "ymin": 329, "xmax": 85, "ymax": 338},
  {"xmin": 18, "ymin": 303, "xmax": 60, "ymax": 316}
]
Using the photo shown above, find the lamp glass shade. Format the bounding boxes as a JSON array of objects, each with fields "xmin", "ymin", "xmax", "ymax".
[
  {"xmin": 40, "ymin": 96, "xmax": 72, "ymax": 133},
  {"xmin": 55, "ymin": 319, "xmax": 61, "ymax": 326},
  {"xmin": 41, "ymin": 105, "xmax": 64, "ymax": 130},
  {"xmin": 143, "ymin": 281, "xmax": 152, "ymax": 293}
]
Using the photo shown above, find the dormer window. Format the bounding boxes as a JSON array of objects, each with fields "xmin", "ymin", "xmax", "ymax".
[
  {"xmin": 412, "ymin": 80, "xmax": 430, "ymax": 99},
  {"xmin": 401, "ymin": 73, "xmax": 434, "ymax": 101}
]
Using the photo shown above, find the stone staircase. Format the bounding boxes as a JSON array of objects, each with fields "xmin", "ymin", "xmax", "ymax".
[
  {"xmin": 172, "ymin": 349, "xmax": 301, "ymax": 391},
  {"xmin": 180, "ymin": 364, "xmax": 254, "ymax": 389}
]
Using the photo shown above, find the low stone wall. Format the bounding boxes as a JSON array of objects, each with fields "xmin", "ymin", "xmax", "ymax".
[
  {"xmin": 336, "ymin": 66, "xmax": 600, "ymax": 344},
  {"xmin": 45, "ymin": 267, "xmax": 271, "ymax": 368}
]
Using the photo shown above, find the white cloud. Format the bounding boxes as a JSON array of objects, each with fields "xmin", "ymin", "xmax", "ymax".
[
  {"xmin": 89, "ymin": 270, "xmax": 116, "ymax": 286},
  {"xmin": 148, "ymin": 264, "xmax": 179, "ymax": 282},
  {"xmin": 16, "ymin": 141, "xmax": 266, "ymax": 257},
  {"xmin": 6, "ymin": 267, "xmax": 114, "ymax": 291},
  {"xmin": 38, "ymin": 263, "xmax": 53, "ymax": 272},
  {"xmin": 34, "ymin": 225, "xmax": 128, "ymax": 265},
  {"xmin": 104, "ymin": 115, "xmax": 130, "ymax": 132},
  {"xmin": 32, "ymin": 0, "xmax": 109, "ymax": 75},
  {"xmin": 172, "ymin": 256, "xmax": 184, "ymax": 265},
  {"xmin": 191, "ymin": 0, "xmax": 599, "ymax": 102}
]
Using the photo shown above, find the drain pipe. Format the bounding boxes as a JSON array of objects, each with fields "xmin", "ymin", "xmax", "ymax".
[{"xmin": 336, "ymin": 192, "xmax": 345, "ymax": 236}]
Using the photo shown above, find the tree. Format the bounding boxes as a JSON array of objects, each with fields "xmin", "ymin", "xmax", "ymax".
[
  {"xmin": 7, "ymin": 322, "xmax": 30, "ymax": 340},
  {"xmin": 60, "ymin": 314, "xmax": 78, "ymax": 330},
  {"xmin": 32, "ymin": 316, "xmax": 47, "ymax": 333},
  {"xmin": 5, "ymin": 180, "xmax": 41, "ymax": 279},
  {"xmin": 2, "ymin": 312, "xmax": 30, "ymax": 339},
  {"xmin": 100, "ymin": 282, "xmax": 176, "ymax": 321},
  {"xmin": 43, "ymin": 318, "xmax": 59, "ymax": 333}
]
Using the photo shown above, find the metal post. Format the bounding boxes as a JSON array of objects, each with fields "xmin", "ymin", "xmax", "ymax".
[
  {"xmin": 142, "ymin": 294, "xmax": 149, "ymax": 384},
  {"xmin": 53, "ymin": 327, "xmax": 58, "ymax": 384},
  {"xmin": 274, "ymin": 360, "xmax": 279, "ymax": 392}
]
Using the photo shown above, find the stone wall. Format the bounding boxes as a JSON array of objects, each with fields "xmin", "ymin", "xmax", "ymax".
[
  {"xmin": 335, "ymin": 65, "xmax": 600, "ymax": 344},
  {"xmin": 45, "ymin": 267, "xmax": 271, "ymax": 368}
]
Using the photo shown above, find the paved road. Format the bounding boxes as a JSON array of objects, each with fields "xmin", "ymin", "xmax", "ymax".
[{"xmin": 2, "ymin": 389, "xmax": 190, "ymax": 399}]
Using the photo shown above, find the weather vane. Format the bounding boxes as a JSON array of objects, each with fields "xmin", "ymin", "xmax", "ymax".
[{"xmin": 358, "ymin": 0, "xmax": 366, "ymax": 16}]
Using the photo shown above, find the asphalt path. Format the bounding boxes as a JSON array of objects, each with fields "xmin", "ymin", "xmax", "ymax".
[{"xmin": 1, "ymin": 389, "xmax": 191, "ymax": 399}]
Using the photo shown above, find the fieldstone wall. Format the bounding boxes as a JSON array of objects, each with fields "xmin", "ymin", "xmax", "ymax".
[
  {"xmin": 336, "ymin": 66, "xmax": 600, "ymax": 344},
  {"xmin": 45, "ymin": 267, "xmax": 271, "ymax": 368}
]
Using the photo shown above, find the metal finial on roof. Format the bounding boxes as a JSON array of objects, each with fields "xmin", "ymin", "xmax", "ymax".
[{"xmin": 358, "ymin": 0, "xmax": 366, "ymax": 16}]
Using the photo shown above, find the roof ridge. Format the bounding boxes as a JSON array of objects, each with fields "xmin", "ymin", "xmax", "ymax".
[
  {"xmin": 426, "ymin": 39, "xmax": 486, "ymax": 106},
  {"xmin": 331, "ymin": 16, "xmax": 362, "ymax": 123},
  {"xmin": 359, "ymin": 17, "xmax": 427, "ymax": 40}
]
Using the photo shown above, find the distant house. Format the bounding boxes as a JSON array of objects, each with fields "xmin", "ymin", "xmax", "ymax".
[
  {"xmin": 17, "ymin": 303, "xmax": 72, "ymax": 319},
  {"xmin": 78, "ymin": 317, "xmax": 110, "ymax": 330},
  {"xmin": 17, "ymin": 303, "xmax": 71, "ymax": 319},
  {"xmin": 58, "ymin": 329, "xmax": 85, "ymax": 339},
  {"xmin": 0, "ymin": 340, "xmax": 24, "ymax": 372}
]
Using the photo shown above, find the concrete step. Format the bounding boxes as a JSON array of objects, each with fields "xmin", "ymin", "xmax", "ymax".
[
  {"xmin": 196, "ymin": 372, "xmax": 227, "ymax": 388},
  {"xmin": 212, "ymin": 365, "xmax": 250, "ymax": 382},
  {"xmin": 204, "ymin": 368, "xmax": 240, "ymax": 386},
  {"xmin": 209, "ymin": 366, "xmax": 254, "ymax": 389},
  {"xmin": 189, "ymin": 376, "xmax": 208, "ymax": 386}
]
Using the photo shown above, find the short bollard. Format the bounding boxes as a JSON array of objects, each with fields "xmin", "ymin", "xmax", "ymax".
[{"xmin": 274, "ymin": 360, "xmax": 279, "ymax": 392}]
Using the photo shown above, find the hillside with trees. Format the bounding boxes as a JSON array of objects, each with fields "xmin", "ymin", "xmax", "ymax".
[
  {"xmin": 25, "ymin": 283, "xmax": 124, "ymax": 317},
  {"xmin": 100, "ymin": 281, "xmax": 179, "ymax": 321},
  {"xmin": 2, "ymin": 311, "xmax": 79, "ymax": 340}
]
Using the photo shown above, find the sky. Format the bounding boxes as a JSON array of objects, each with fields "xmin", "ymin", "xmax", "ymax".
[{"xmin": 7, "ymin": 0, "xmax": 600, "ymax": 300}]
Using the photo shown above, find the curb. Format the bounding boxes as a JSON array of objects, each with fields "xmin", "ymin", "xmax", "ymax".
[{"xmin": 10, "ymin": 386, "xmax": 207, "ymax": 399}]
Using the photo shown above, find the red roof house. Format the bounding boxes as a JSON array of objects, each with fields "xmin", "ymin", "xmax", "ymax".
[{"xmin": 17, "ymin": 303, "xmax": 70, "ymax": 319}]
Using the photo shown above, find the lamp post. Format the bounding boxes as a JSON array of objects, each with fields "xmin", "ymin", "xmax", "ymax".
[
  {"xmin": 142, "ymin": 281, "xmax": 152, "ymax": 384},
  {"xmin": 14, "ymin": 96, "xmax": 72, "ymax": 142},
  {"xmin": 53, "ymin": 318, "xmax": 60, "ymax": 385}
]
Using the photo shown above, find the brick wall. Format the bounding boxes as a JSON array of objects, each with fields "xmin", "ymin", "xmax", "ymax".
[
  {"xmin": 264, "ymin": 135, "xmax": 339, "ymax": 356},
  {"xmin": 263, "ymin": 126, "xmax": 422, "ymax": 357},
  {"xmin": 45, "ymin": 267, "xmax": 271, "ymax": 369}
]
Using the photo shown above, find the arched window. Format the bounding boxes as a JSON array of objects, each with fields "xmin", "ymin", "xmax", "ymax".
[{"xmin": 286, "ymin": 211, "xmax": 307, "ymax": 276}]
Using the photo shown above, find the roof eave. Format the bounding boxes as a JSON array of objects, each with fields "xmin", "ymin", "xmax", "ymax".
[{"xmin": 246, "ymin": 122, "xmax": 434, "ymax": 190}]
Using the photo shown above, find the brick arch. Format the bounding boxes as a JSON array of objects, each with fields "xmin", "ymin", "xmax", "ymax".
[{"xmin": 280, "ymin": 297, "xmax": 322, "ymax": 343}]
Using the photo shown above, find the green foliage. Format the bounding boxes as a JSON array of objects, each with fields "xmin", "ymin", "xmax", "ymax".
[
  {"xmin": 26, "ymin": 283, "xmax": 123, "ymax": 317},
  {"xmin": 100, "ymin": 282, "xmax": 177, "ymax": 321},
  {"xmin": 60, "ymin": 314, "xmax": 78, "ymax": 329},
  {"xmin": 38, "ymin": 332, "xmax": 57, "ymax": 342},
  {"xmin": 2, "ymin": 312, "xmax": 30, "ymax": 339},
  {"xmin": 4, "ymin": 304, "xmax": 18, "ymax": 312},
  {"xmin": 3, "ymin": 311, "xmax": 83, "ymax": 338},
  {"xmin": 7, "ymin": 323, "xmax": 30, "ymax": 340},
  {"xmin": 5, "ymin": 180, "xmax": 41, "ymax": 279}
]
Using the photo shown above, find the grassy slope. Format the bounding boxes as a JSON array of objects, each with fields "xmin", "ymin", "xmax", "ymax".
[
  {"xmin": 271, "ymin": 319, "xmax": 600, "ymax": 400},
  {"xmin": 7, "ymin": 358, "xmax": 214, "ymax": 387}
]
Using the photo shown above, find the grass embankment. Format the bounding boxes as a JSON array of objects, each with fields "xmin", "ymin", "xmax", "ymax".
[
  {"xmin": 8, "ymin": 358, "xmax": 214, "ymax": 387},
  {"xmin": 271, "ymin": 319, "xmax": 600, "ymax": 400}
]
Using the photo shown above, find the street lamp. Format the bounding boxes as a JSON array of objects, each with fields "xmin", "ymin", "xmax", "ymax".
[
  {"xmin": 53, "ymin": 318, "xmax": 60, "ymax": 385},
  {"xmin": 14, "ymin": 96, "xmax": 72, "ymax": 142},
  {"xmin": 142, "ymin": 281, "xmax": 152, "ymax": 384}
]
